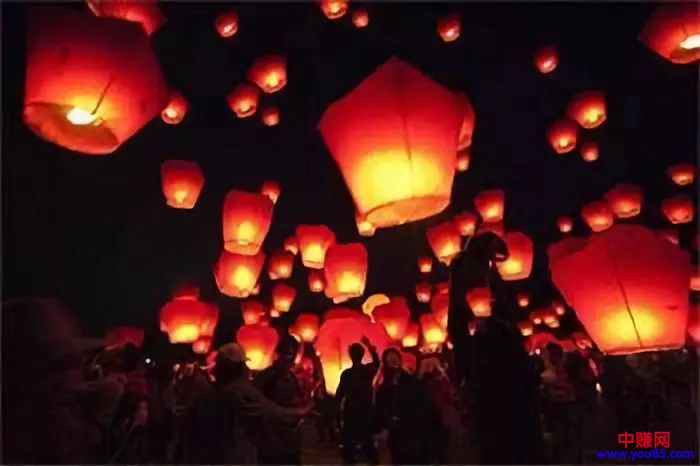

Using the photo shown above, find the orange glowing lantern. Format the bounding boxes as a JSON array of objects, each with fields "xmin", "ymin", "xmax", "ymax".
[
  {"xmin": 24, "ymin": 9, "xmax": 167, "ymax": 155},
  {"xmin": 362, "ymin": 294, "xmax": 390, "ymax": 319},
  {"xmin": 557, "ymin": 216, "xmax": 574, "ymax": 233},
  {"xmin": 416, "ymin": 281, "xmax": 432, "ymax": 303},
  {"xmin": 227, "ymin": 83, "xmax": 260, "ymax": 118},
  {"xmin": 248, "ymin": 55, "xmax": 287, "ymax": 94},
  {"xmin": 453, "ymin": 211, "xmax": 478, "ymax": 236},
  {"xmin": 159, "ymin": 298, "xmax": 209, "ymax": 344},
  {"xmin": 580, "ymin": 141, "xmax": 599, "ymax": 162},
  {"xmin": 552, "ymin": 300, "xmax": 566, "ymax": 316},
  {"xmin": 427, "ymin": 221, "xmax": 461, "ymax": 266},
  {"xmin": 581, "ymin": 200, "xmax": 614, "ymax": 232},
  {"xmin": 105, "ymin": 326, "xmax": 144, "ymax": 348},
  {"xmin": 640, "ymin": 4, "xmax": 700, "ymax": 65},
  {"xmin": 260, "ymin": 106, "xmax": 280, "ymax": 127},
  {"xmin": 271, "ymin": 283, "xmax": 296, "ymax": 313},
  {"xmin": 241, "ymin": 300, "xmax": 266, "ymax": 325},
  {"xmin": 267, "ymin": 250, "xmax": 294, "ymax": 280},
  {"xmin": 236, "ymin": 324, "xmax": 279, "ymax": 371},
  {"xmin": 420, "ymin": 314, "xmax": 447, "ymax": 346},
  {"xmin": 215, "ymin": 9, "xmax": 239, "ymax": 38},
  {"xmin": 547, "ymin": 118, "xmax": 578, "ymax": 154},
  {"xmin": 455, "ymin": 92, "xmax": 475, "ymax": 150},
  {"xmin": 192, "ymin": 336, "xmax": 212, "ymax": 355},
  {"xmin": 545, "ymin": 317, "xmax": 560, "ymax": 329},
  {"xmin": 540, "ymin": 308, "xmax": 558, "ymax": 326},
  {"xmin": 548, "ymin": 224, "xmax": 691, "ymax": 354},
  {"xmin": 355, "ymin": 212, "xmax": 376, "ymax": 237},
  {"xmin": 86, "ymin": 0, "xmax": 165, "ymax": 35},
  {"xmin": 214, "ymin": 250, "xmax": 265, "ymax": 298},
  {"xmin": 474, "ymin": 189, "xmax": 505, "ymax": 223},
  {"xmin": 402, "ymin": 322, "xmax": 420, "ymax": 348},
  {"xmin": 430, "ymin": 293, "xmax": 449, "ymax": 329},
  {"xmin": 324, "ymin": 243, "xmax": 368, "ymax": 303},
  {"xmin": 222, "ymin": 190, "xmax": 273, "ymax": 255},
  {"xmin": 308, "ymin": 269, "xmax": 326, "ymax": 293},
  {"xmin": 284, "ymin": 236, "xmax": 299, "ymax": 255},
  {"xmin": 373, "ymin": 297, "xmax": 411, "ymax": 340},
  {"xmin": 567, "ymin": 91, "xmax": 607, "ymax": 129},
  {"xmin": 291, "ymin": 313, "xmax": 320, "ymax": 343},
  {"xmin": 296, "ymin": 225, "xmax": 336, "ymax": 269},
  {"xmin": 666, "ymin": 163, "xmax": 695, "ymax": 186},
  {"xmin": 320, "ymin": 0, "xmax": 348, "ymax": 20},
  {"xmin": 466, "ymin": 287, "xmax": 492, "ymax": 318},
  {"xmin": 437, "ymin": 14, "xmax": 461, "ymax": 42},
  {"xmin": 352, "ymin": 8, "xmax": 369, "ymax": 27},
  {"xmin": 518, "ymin": 321, "xmax": 534, "ymax": 337},
  {"xmin": 604, "ymin": 184, "xmax": 643, "ymax": 219},
  {"xmin": 517, "ymin": 292, "xmax": 530, "ymax": 308},
  {"xmin": 160, "ymin": 160, "xmax": 205, "ymax": 209},
  {"xmin": 456, "ymin": 149, "xmax": 471, "ymax": 172},
  {"xmin": 161, "ymin": 90, "xmax": 188, "ymax": 125},
  {"xmin": 662, "ymin": 195, "xmax": 694, "ymax": 224},
  {"xmin": 534, "ymin": 45, "xmax": 558, "ymax": 73},
  {"xmin": 318, "ymin": 57, "xmax": 462, "ymax": 229},
  {"xmin": 417, "ymin": 256, "xmax": 433, "ymax": 274},
  {"xmin": 497, "ymin": 232, "xmax": 533, "ymax": 281},
  {"xmin": 656, "ymin": 228, "xmax": 680, "ymax": 246},
  {"xmin": 260, "ymin": 180, "xmax": 280, "ymax": 204},
  {"xmin": 691, "ymin": 267, "xmax": 700, "ymax": 291},
  {"xmin": 529, "ymin": 309, "xmax": 544, "ymax": 325}
]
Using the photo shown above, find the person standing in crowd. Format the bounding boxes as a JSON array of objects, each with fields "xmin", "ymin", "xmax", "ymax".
[{"xmin": 542, "ymin": 342, "xmax": 578, "ymax": 463}]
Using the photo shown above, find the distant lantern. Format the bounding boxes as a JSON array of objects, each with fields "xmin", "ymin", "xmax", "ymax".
[
  {"xmin": 497, "ymin": 232, "xmax": 534, "ymax": 281},
  {"xmin": 517, "ymin": 292, "xmax": 530, "ymax": 308},
  {"xmin": 567, "ymin": 91, "xmax": 607, "ymax": 129},
  {"xmin": 548, "ymin": 224, "xmax": 691, "ymax": 355},
  {"xmin": 352, "ymin": 8, "xmax": 369, "ymax": 27},
  {"xmin": 545, "ymin": 317, "xmax": 560, "ymax": 329},
  {"xmin": 318, "ymin": 57, "xmax": 462, "ymax": 229},
  {"xmin": 427, "ymin": 221, "xmax": 462, "ymax": 266},
  {"xmin": 581, "ymin": 200, "xmax": 615, "ymax": 232},
  {"xmin": 241, "ymin": 300, "xmax": 266, "ymax": 325},
  {"xmin": 547, "ymin": 118, "xmax": 578, "ymax": 154},
  {"xmin": 161, "ymin": 90, "xmax": 189, "ymax": 125},
  {"xmin": 192, "ymin": 336, "xmax": 212, "ymax": 355},
  {"xmin": 691, "ymin": 267, "xmax": 700, "ymax": 291},
  {"xmin": 260, "ymin": 180, "xmax": 281, "ymax": 204},
  {"xmin": 420, "ymin": 314, "xmax": 447, "ymax": 346},
  {"xmin": 402, "ymin": 322, "xmax": 420, "ymax": 348},
  {"xmin": 214, "ymin": 250, "xmax": 265, "ymax": 298},
  {"xmin": 529, "ymin": 309, "xmax": 544, "ymax": 325},
  {"xmin": 604, "ymin": 184, "xmax": 643, "ymax": 219},
  {"xmin": 437, "ymin": 14, "xmax": 461, "ymax": 42},
  {"xmin": 640, "ymin": 4, "xmax": 700, "ymax": 64},
  {"xmin": 267, "ymin": 250, "xmax": 294, "ymax": 280},
  {"xmin": 518, "ymin": 321, "xmax": 534, "ymax": 337},
  {"xmin": 454, "ymin": 211, "xmax": 478, "ymax": 236},
  {"xmin": 284, "ymin": 236, "xmax": 299, "ymax": 255},
  {"xmin": 656, "ymin": 228, "xmax": 680, "ymax": 246},
  {"xmin": 557, "ymin": 216, "xmax": 574, "ymax": 233},
  {"xmin": 105, "ymin": 326, "xmax": 144, "ymax": 348},
  {"xmin": 552, "ymin": 300, "xmax": 566, "ymax": 316},
  {"xmin": 308, "ymin": 269, "xmax": 326, "ymax": 293},
  {"xmin": 355, "ymin": 213, "xmax": 376, "ymax": 237},
  {"xmin": 418, "ymin": 256, "xmax": 433, "ymax": 273},
  {"xmin": 261, "ymin": 107, "xmax": 280, "ymax": 127},
  {"xmin": 236, "ymin": 324, "xmax": 279, "ymax": 371},
  {"xmin": 362, "ymin": 293, "xmax": 391, "ymax": 319},
  {"xmin": 320, "ymin": 0, "xmax": 348, "ymax": 19},
  {"xmin": 373, "ymin": 297, "xmax": 411, "ymax": 340},
  {"xmin": 324, "ymin": 243, "xmax": 368, "ymax": 303},
  {"xmin": 159, "ymin": 298, "xmax": 209, "ymax": 344},
  {"xmin": 215, "ymin": 9, "xmax": 239, "ymax": 38},
  {"xmin": 247, "ymin": 55, "xmax": 287, "ymax": 94},
  {"xmin": 662, "ymin": 195, "xmax": 694, "ymax": 224},
  {"xmin": 291, "ymin": 313, "xmax": 320, "ymax": 343},
  {"xmin": 534, "ymin": 45, "xmax": 558, "ymax": 73},
  {"xmin": 271, "ymin": 283, "xmax": 296, "ymax": 313},
  {"xmin": 227, "ymin": 83, "xmax": 260, "ymax": 118},
  {"xmin": 540, "ymin": 308, "xmax": 558, "ymax": 326},
  {"xmin": 430, "ymin": 293, "xmax": 449, "ymax": 329},
  {"xmin": 86, "ymin": 0, "xmax": 165, "ymax": 35},
  {"xmin": 466, "ymin": 287, "xmax": 492, "ymax": 318},
  {"xmin": 160, "ymin": 160, "xmax": 205, "ymax": 209},
  {"xmin": 456, "ymin": 149, "xmax": 471, "ymax": 172},
  {"xmin": 474, "ymin": 189, "xmax": 505, "ymax": 223},
  {"xmin": 666, "ymin": 163, "xmax": 695, "ymax": 186},
  {"xmin": 580, "ymin": 141, "xmax": 599, "ymax": 162},
  {"xmin": 222, "ymin": 190, "xmax": 273, "ymax": 255},
  {"xmin": 416, "ymin": 281, "xmax": 432, "ymax": 303},
  {"xmin": 23, "ymin": 9, "xmax": 167, "ymax": 155},
  {"xmin": 296, "ymin": 225, "xmax": 336, "ymax": 269},
  {"xmin": 455, "ymin": 92, "xmax": 475, "ymax": 150}
]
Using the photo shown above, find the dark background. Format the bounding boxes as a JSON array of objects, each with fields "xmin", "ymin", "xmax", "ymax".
[{"xmin": 2, "ymin": 2, "xmax": 697, "ymax": 342}]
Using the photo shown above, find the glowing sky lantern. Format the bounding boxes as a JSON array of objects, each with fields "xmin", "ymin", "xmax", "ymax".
[
  {"xmin": 159, "ymin": 298, "xmax": 209, "ymax": 344},
  {"xmin": 227, "ymin": 83, "xmax": 260, "ymax": 118},
  {"xmin": 518, "ymin": 321, "xmax": 534, "ymax": 337},
  {"xmin": 557, "ymin": 215, "xmax": 574, "ymax": 233},
  {"xmin": 352, "ymin": 8, "xmax": 369, "ymax": 28},
  {"xmin": 545, "ymin": 317, "xmax": 560, "ymax": 329},
  {"xmin": 324, "ymin": 243, "xmax": 368, "ymax": 303},
  {"xmin": 437, "ymin": 13, "xmax": 461, "ymax": 42},
  {"xmin": 161, "ymin": 90, "xmax": 189, "ymax": 125},
  {"xmin": 296, "ymin": 225, "xmax": 336, "ymax": 269},
  {"xmin": 214, "ymin": 250, "xmax": 265, "ymax": 298},
  {"xmin": 417, "ymin": 256, "xmax": 433, "ymax": 273},
  {"xmin": 373, "ymin": 297, "xmax": 411, "ymax": 340},
  {"xmin": 271, "ymin": 283, "xmax": 296, "ymax": 313},
  {"xmin": 427, "ymin": 221, "xmax": 461, "ymax": 266},
  {"xmin": 604, "ymin": 184, "xmax": 643, "ymax": 219},
  {"xmin": 320, "ymin": 0, "xmax": 348, "ymax": 19},
  {"xmin": 86, "ymin": 0, "xmax": 165, "ymax": 35},
  {"xmin": 362, "ymin": 293, "xmax": 390, "ymax": 319},
  {"xmin": 260, "ymin": 180, "xmax": 281, "ymax": 204},
  {"xmin": 529, "ymin": 309, "xmax": 544, "ymax": 325},
  {"xmin": 455, "ymin": 92, "xmax": 475, "ymax": 150},
  {"xmin": 290, "ymin": 313, "xmax": 320, "ymax": 343},
  {"xmin": 241, "ymin": 300, "xmax": 266, "ymax": 325},
  {"xmin": 466, "ymin": 287, "xmax": 492, "ymax": 318},
  {"xmin": 236, "ymin": 324, "xmax": 279, "ymax": 371},
  {"xmin": 105, "ymin": 326, "xmax": 144, "ymax": 348},
  {"xmin": 580, "ymin": 141, "xmax": 599, "ymax": 162},
  {"xmin": 534, "ymin": 45, "xmax": 558, "ymax": 73},
  {"xmin": 192, "ymin": 336, "xmax": 212, "ymax": 354},
  {"xmin": 267, "ymin": 250, "xmax": 294, "ymax": 280},
  {"xmin": 160, "ymin": 160, "xmax": 205, "ymax": 209},
  {"xmin": 666, "ymin": 163, "xmax": 695, "ymax": 186},
  {"xmin": 24, "ymin": 9, "xmax": 167, "ymax": 155},
  {"xmin": 540, "ymin": 308, "xmax": 558, "ymax": 326},
  {"xmin": 517, "ymin": 292, "xmax": 530, "ymax": 308},
  {"xmin": 308, "ymin": 269, "xmax": 326, "ymax": 293},
  {"xmin": 496, "ymin": 232, "xmax": 533, "ymax": 281},
  {"xmin": 662, "ymin": 195, "xmax": 695, "ymax": 224},
  {"xmin": 581, "ymin": 200, "xmax": 615, "ymax": 232},
  {"xmin": 549, "ymin": 224, "xmax": 691, "ymax": 355},
  {"xmin": 416, "ymin": 281, "xmax": 432, "ymax": 303},
  {"xmin": 453, "ymin": 211, "xmax": 478, "ymax": 236},
  {"xmin": 547, "ymin": 118, "xmax": 578, "ymax": 154},
  {"xmin": 567, "ymin": 91, "xmax": 607, "ymax": 129},
  {"xmin": 215, "ymin": 9, "xmax": 239, "ymax": 38},
  {"xmin": 284, "ymin": 236, "xmax": 299, "ymax": 255},
  {"xmin": 640, "ymin": 3, "xmax": 700, "ymax": 64},
  {"xmin": 355, "ymin": 212, "xmax": 376, "ymax": 237},
  {"xmin": 474, "ymin": 189, "xmax": 505, "ymax": 223},
  {"xmin": 402, "ymin": 322, "xmax": 420, "ymax": 348},
  {"xmin": 456, "ymin": 149, "xmax": 470, "ymax": 172},
  {"xmin": 420, "ymin": 314, "xmax": 447, "ymax": 346},
  {"xmin": 318, "ymin": 57, "xmax": 462, "ymax": 229},
  {"xmin": 260, "ymin": 106, "xmax": 280, "ymax": 127},
  {"xmin": 430, "ymin": 293, "xmax": 449, "ymax": 329},
  {"xmin": 247, "ymin": 55, "xmax": 287, "ymax": 94},
  {"xmin": 552, "ymin": 299, "xmax": 566, "ymax": 316},
  {"xmin": 222, "ymin": 190, "xmax": 273, "ymax": 255}
]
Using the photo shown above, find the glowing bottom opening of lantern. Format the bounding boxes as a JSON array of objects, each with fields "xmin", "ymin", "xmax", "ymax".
[
  {"xmin": 303, "ymin": 245, "xmax": 325, "ymax": 268},
  {"xmin": 583, "ymin": 110, "xmax": 604, "ymax": 126},
  {"xmin": 424, "ymin": 328, "xmax": 446, "ymax": 345},
  {"xmin": 173, "ymin": 189, "xmax": 189, "ymax": 205},
  {"xmin": 300, "ymin": 328, "xmax": 316, "ymax": 342},
  {"xmin": 265, "ymin": 74, "xmax": 282, "ymax": 90},
  {"xmin": 542, "ymin": 59, "xmax": 553, "ymax": 70},
  {"xmin": 229, "ymin": 267, "xmax": 255, "ymax": 292},
  {"xmin": 275, "ymin": 300, "xmax": 292, "ymax": 312},
  {"xmin": 598, "ymin": 307, "xmax": 677, "ymax": 354},
  {"xmin": 66, "ymin": 107, "xmax": 100, "ymax": 126},
  {"xmin": 169, "ymin": 324, "xmax": 200, "ymax": 344},
  {"xmin": 500, "ymin": 259, "xmax": 523, "ymax": 275},
  {"xmin": 222, "ymin": 24, "xmax": 235, "ymax": 35},
  {"xmin": 402, "ymin": 336, "xmax": 417, "ymax": 347},
  {"xmin": 680, "ymin": 34, "xmax": 700, "ymax": 50},
  {"xmin": 245, "ymin": 349, "xmax": 268, "ymax": 370},
  {"xmin": 557, "ymin": 137, "xmax": 572, "ymax": 149}
]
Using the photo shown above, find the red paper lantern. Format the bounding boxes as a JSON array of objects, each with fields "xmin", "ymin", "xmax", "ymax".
[
  {"xmin": 86, "ymin": 0, "xmax": 165, "ymax": 35},
  {"xmin": 260, "ymin": 106, "xmax": 280, "ymax": 127},
  {"xmin": 474, "ymin": 189, "xmax": 505, "ymax": 223},
  {"xmin": 271, "ymin": 283, "xmax": 296, "ymax": 313},
  {"xmin": 214, "ymin": 250, "xmax": 265, "ymax": 298},
  {"xmin": 236, "ymin": 324, "xmax": 279, "ymax": 371},
  {"xmin": 567, "ymin": 91, "xmax": 607, "ymax": 129},
  {"xmin": 291, "ymin": 313, "xmax": 320, "ymax": 343},
  {"xmin": 24, "ymin": 9, "xmax": 167, "ymax": 155},
  {"xmin": 416, "ymin": 281, "xmax": 432, "ymax": 303},
  {"xmin": 267, "ymin": 250, "xmax": 294, "ymax": 280},
  {"xmin": 529, "ymin": 309, "xmax": 544, "ymax": 325},
  {"xmin": 466, "ymin": 287, "xmax": 492, "ymax": 318},
  {"xmin": 604, "ymin": 184, "xmax": 643, "ymax": 219},
  {"xmin": 318, "ymin": 57, "xmax": 462, "ymax": 228},
  {"xmin": 222, "ymin": 190, "xmax": 273, "ymax": 255},
  {"xmin": 241, "ymin": 300, "xmax": 266, "ymax": 325},
  {"xmin": 496, "ymin": 232, "xmax": 534, "ymax": 281},
  {"xmin": 306, "ymin": 269, "xmax": 326, "ymax": 293},
  {"xmin": 324, "ymin": 243, "xmax": 368, "ymax": 303},
  {"xmin": 320, "ymin": 0, "xmax": 348, "ymax": 20},
  {"xmin": 420, "ymin": 314, "xmax": 447, "ymax": 346},
  {"xmin": 455, "ymin": 92, "xmax": 475, "ymax": 150},
  {"xmin": 214, "ymin": 9, "xmax": 239, "ymax": 38},
  {"xmin": 548, "ymin": 224, "xmax": 691, "ymax": 354},
  {"xmin": 247, "ymin": 55, "xmax": 287, "ymax": 94},
  {"xmin": 656, "ymin": 228, "xmax": 680, "ymax": 246},
  {"xmin": 199, "ymin": 304, "xmax": 220, "ymax": 337},
  {"xmin": 352, "ymin": 8, "xmax": 369, "ymax": 28},
  {"xmin": 557, "ymin": 215, "xmax": 574, "ymax": 233},
  {"xmin": 161, "ymin": 90, "xmax": 189, "ymax": 125},
  {"xmin": 160, "ymin": 160, "xmax": 205, "ymax": 209},
  {"xmin": 417, "ymin": 256, "xmax": 433, "ymax": 273},
  {"xmin": 662, "ymin": 195, "xmax": 694, "ymax": 224},
  {"xmin": 355, "ymin": 212, "xmax": 376, "ymax": 237},
  {"xmin": 580, "ymin": 141, "xmax": 599, "ymax": 162},
  {"xmin": 547, "ymin": 118, "xmax": 578, "ymax": 154},
  {"xmin": 518, "ymin": 321, "xmax": 534, "ymax": 337},
  {"xmin": 260, "ymin": 180, "xmax": 281, "ymax": 204},
  {"xmin": 105, "ymin": 326, "xmax": 144, "ymax": 348},
  {"xmin": 362, "ymin": 294, "xmax": 390, "ymax": 319},
  {"xmin": 430, "ymin": 293, "xmax": 449, "ymax": 329},
  {"xmin": 534, "ymin": 45, "xmax": 558, "ymax": 73},
  {"xmin": 159, "ymin": 298, "xmax": 210, "ymax": 344},
  {"xmin": 227, "ymin": 83, "xmax": 260, "ymax": 118},
  {"xmin": 581, "ymin": 200, "xmax": 615, "ymax": 232},
  {"xmin": 640, "ymin": 4, "xmax": 700, "ymax": 65},
  {"xmin": 540, "ymin": 308, "xmax": 558, "ymax": 326},
  {"xmin": 666, "ymin": 163, "xmax": 695, "ymax": 186},
  {"xmin": 402, "ymin": 322, "xmax": 420, "ymax": 348},
  {"xmin": 517, "ymin": 292, "xmax": 530, "ymax": 308},
  {"xmin": 456, "ymin": 149, "xmax": 471, "ymax": 172},
  {"xmin": 551, "ymin": 300, "xmax": 566, "ymax": 316},
  {"xmin": 373, "ymin": 297, "xmax": 411, "ymax": 340},
  {"xmin": 453, "ymin": 211, "xmax": 478, "ymax": 236},
  {"xmin": 437, "ymin": 14, "xmax": 461, "ymax": 42},
  {"xmin": 427, "ymin": 221, "xmax": 461, "ymax": 266},
  {"xmin": 296, "ymin": 225, "xmax": 336, "ymax": 269},
  {"xmin": 284, "ymin": 236, "xmax": 299, "ymax": 255}
]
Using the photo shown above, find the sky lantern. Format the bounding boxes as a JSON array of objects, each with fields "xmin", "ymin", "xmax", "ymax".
[
  {"xmin": 227, "ymin": 83, "xmax": 260, "ymax": 118},
  {"xmin": 580, "ymin": 141, "xmax": 599, "ymax": 162},
  {"xmin": 557, "ymin": 215, "xmax": 574, "ymax": 233},
  {"xmin": 581, "ymin": 200, "xmax": 615, "ymax": 232},
  {"xmin": 662, "ymin": 195, "xmax": 694, "ymax": 224},
  {"xmin": 427, "ymin": 221, "xmax": 461, "ymax": 266},
  {"xmin": 260, "ymin": 106, "xmax": 280, "ymax": 127},
  {"xmin": 417, "ymin": 256, "xmax": 433, "ymax": 273},
  {"xmin": 24, "ymin": 9, "xmax": 167, "ymax": 155},
  {"xmin": 402, "ymin": 322, "xmax": 420, "ymax": 348},
  {"xmin": 296, "ymin": 225, "xmax": 336, "ymax": 269},
  {"xmin": 214, "ymin": 9, "xmax": 238, "ymax": 38},
  {"xmin": 453, "ymin": 211, "xmax": 478, "ymax": 236},
  {"xmin": 373, "ymin": 297, "xmax": 411, "ymax": 340},
  {"xmin": 267, "ymin": 250, "xmax": 294, "ymax": 280},
  {"xmin": 552, "ymin": 300, "xmax": 566, "ymax": 316},
  {"xmin": 284, "ymin": 236, "xmax": 299, "ymax": 255},
  {"xmin": 362, "ymin": 293, "xmax": 390, "ymax": 319},
  {"xmin": 534, "ymin": 45, "xmax": 558, "ymax": 73},
  {"xmin": 437, "ymin": 13, "xmax": 461, "ymax": 42},
  {"xmin": 416, "ymin": 281, "xmax": 432, "ymax": 303},
  {"xmin": 430, "ymin": 293, "xmax": 449, "ymax": 329},
  {"xmin": 466, "ymin": 287, "xmax": 492, "ymax": 318},
  {"xmin": 545, "ymin": 318, "xmax": 560, "ymax": 329},
  {"xmin": 547, "ymin": 118, "xmax": 578, "ymax": 154},
  {"xmin": 540, "ymin": 308, "xmax": 558, "ymax": 326},
  {"xmin": 456, "ymin": 149, "xmax": 471, "ymax": 172},
  {"xmin": 518, "ymin": 321, "xmax": 534, "ymax": 337},
  {"xmin": 320, "ymin": 0, "xmax": 348, "ymax": 19},
  {"xmin": 290, "ymin": 313, "xmax": 320, "ymax": 343},
  {"xmin": 192, "ymin": 336, "xmax": 213, "ymax": 355},
  {"xmin": 352, "ymin": 8, "xmax": 369, "ymax": 27},
  {"xmin": 474, "ymin": 189, "xmax": 505, "ymax": 223},
  {"xmin": 161, "ymin": 90, "xmax": 188, "ymax": 125},
  {"xmin": 236, "ymin": 324, "xmax": 279, "ymax": 371},
  {"xmin": 420, "ymin": 314, "xmax": 447, "ymax": 346},
  {"xmin": 496, "ymin": 232, "xmax": 533, "ymax": 281},
  {"xmin": 222, "ymin": 190, "xmax": 273, "ymax": 255},
  {"xmin": 639, "ymin": 4, "xmax": 700, "ymax": 65},
  {"xmin": 271, "ymin": 283, "xmax": 296, "ymax": 313},
  {"xmin": 159, "ymin": 298, "xmax": 209, "ymax": 344},
  {"xmin": 260, "ymin": 180, "xmax": 281, "ymax": 204},
  {"xmin": 214, "ymin": 250, "xmax": 265, "ymax": 298},
  {"xmin": 318, "ymin": 57, "xmax": 462, "ymax": 229},
  {"xmin": 308, "ymin": 269, "xmax": 326, "ymax": 293},
  {"xmin": 666, "ymin": 163, "xmax": 695, "ymax": 186},
  {"xmin": 455, "ymin": 92, "xmax": 476, "ymax": 150},
  {"xmin": 549, "ymin": 224, "xmax": 691, "ymax": 355},
  {"xmin": 656, "ymin": 228, "xmax": 680, "ymax": 246},
  {"xmin": 567, "ymin": 91, "xmax": 607, "ymax": 129},
  {"xmin": 247, "ymin": 55, "xmax": 287, "ymax": 94},
  {"xmin": 105, "ymin": 326, "xmax": 144, "ymax": 348},
  {"xmin": 604, "ymin": 184, "xmax": 643, "ymax": 219},
  {"xmin": 324, "ymin": 243, "xmax": 368, "ymax": 303},
  {"xmin": 160, "ymin": 160, "xmax": 205, "ymax": 210},
  {"xmin": 517, "ymin": 292, "xmax": 530, "ymax": 308},
  {"xmin": 355, "ymin": 212, "xmax": 376, "ymax": 237},
  {"xmin": 241, "ymin": 300, "xmax": 266, "ymax": 325},
  {"xmin": 529, "ymin": 309, "xmax": 543, "ymax": 325},
  {"xmin": 86, "ymin": 0, "xmax": 165, "ymax": 35}
]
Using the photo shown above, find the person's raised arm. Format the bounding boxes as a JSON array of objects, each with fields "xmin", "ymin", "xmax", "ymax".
[{"xmin": 361, "ymin": 336, "xmax": 380, "ymax": 375}]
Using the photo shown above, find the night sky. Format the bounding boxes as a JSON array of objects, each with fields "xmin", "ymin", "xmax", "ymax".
[{"xmin": 2, "ymin": 2, "xmax": 697, "ymax": 343}]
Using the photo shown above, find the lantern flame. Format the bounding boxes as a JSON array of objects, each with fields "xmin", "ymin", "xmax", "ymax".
[{"xmin": 66, "ymin": 107, "xmax": 99, "ymax": 125}]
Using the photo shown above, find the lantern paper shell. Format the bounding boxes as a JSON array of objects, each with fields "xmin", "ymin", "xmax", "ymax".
[
  {"xmin": 420, "ymin": 314, "xmax": 447, "ymax": 346},
  {"xmin": 214, "ymin": 250, "xmax": 265, "ymax": 298},
  {"xmin": 455, "ymin": 92, "xmax": 475, "ymax": 150},
  {"xmin": 291, "ymin": 313, "xmax": 320, "ymax": 343},
  {"xmin": 581, "ymin": 200, "xmax": 615, "ymax": 232},
  {"xmin": 662, "ymin": 195, "xmax": 695, "ymax": 224},
  {"xmin": 373, "ymin": 297, "xmax": 411, "ymax": 340},
  {"xmin": 260, "ymin": 180, "xmax": 281, "ymax": 203},
  {"xmin": 454, "ymin": 211, "xmax": 478, "ymax": 236},
  {"xmin": 552, "ymin": 300, "xmax": 566, "ymax": 316},
  {"xmin": 430, "ymin": 293, "xmax": 449, "ymax": 329},
  {"xmin": 466, "ymin": 287, "xmax": 492, "ymax": 318},
  {"xmin": 534, "ymin": 45, "xmax": 558, "ymax": 73},
  {"xmin": 604, "ymin": 184, "xmax": 643, "ymax": 219},
  {"xmin": 236, "ymin": 324, "xmax": 279, "ymax": 371},
  {"xmin": 547, "ymin": 118, "xmax": 578, "ymax": 154},
  {"xmin": 362, "ymin": 293, "xmax": 390, "ymax": 319},
  {"xmin": 318, "ymin": 57, "xmax": 462, "ymax": 229},
  {"xmin": 640, "ymin": 4, "xmax": 700, "ymax": 64},
  {"xmin": 427, "ymin": 221, "xmax": 461, "ymax": 266},
  {"xmin": 518, "ymin": 321, "xmax": 534, "ymax": 337},
  {"xmin": 24, "ymin": 9, "xmax": 167, "ymax": 155},
  {"xmin": 416, "ymin": 281, "xmax": 432, "ymax": 303},
  {"xmin": 271, "ymin": 283, "xmax": 296, "ymax": 313},
  {"xmin": 192, "ymin": 336, "xmax": 212, "ymax": 355},
  {"xmin": 580, "ymin": 141, "xmax": 599, "ymax": 162},
  {"xmin": 222, "ymin": 190, "xmax": 273, "ymax": 255},
  {"xmin": 402, "ymin": 322, "xmax": 420, "ymax": 348},
  {"xmin": 161, "ymin": 90, "xmax": 189, "ymax": 125},
  {"xmin": 227, "ymin": 83, "xmax": 260, "ymax": 118},
  {"xmin": 474, "ymin": 189, "xmax": 505, "ymax": 223},
  {"xmin": 200, "ymin": 303, "xmax": 220, "ymax": 337},
  {"xmin": 548, "ymin": 224, "xmax": 691, "ymax": 355},
  {"xmin": 355, "ymin": 212, "xmax": 376, "ymax": 237},
  {"xmin": 247, "ymin": 55, "xmax": 287, "ymax": 94},
  {"xmin": 496, "ymin": 232, "xmax": 534, "ymax": 281},
  {"xmin": 557, "ymin": 216, "xmax": 574, "ymax": 233},
  {"xmin": 105, "ymin": 326, "xmax": 144, "ymax": 348},
  {"xmin": 161, "ymin": 160, "xmax": 205, "ymax": 209},
  {"xmin": 241, "ymin": 300, "xmax": 267, "ymax": 325},
  {"xmin": 296, "ymin": 225, "xmax": 336, "ymax": 269},
  {"xmin": 324, "ymin": 243, "xmax": 368, "ymax": 303},
  {"xmin": 159, "ymin": 299, "xmax": 210, "ymax": 344},
  {"xmin": 86, "ymin": 0, "xmax": 165, "ymax": 35},
  {"xmin": 567, "ymin": 91, "xmax": 607, "ymax": 129},
  {"xmin": 215, "ymin": 9, "xmax": 239, "ymax": 38},
  {"xmin": 267, "ymin": 250, "xmax": 294, "ymax": 280},
  {"xmin": 284, "ymin": 236, "xmax": 299, "ymax": 255},
  {"xmin": 261, "ymin": 106, "xmax": 280, "ymax": 127},
  {"xmin": 456, "ymin": 149, "xmax": 470, "ymax": 172},
  {"xmin": 352, "ymin": 8, "xmax": 369, "ymax": 28},
  {"xmin": 418, "ymin": 256, "xmax": 433, "ymax": 273},
  {"xmin": 308, "ymin": 269, "xmax": 326, "ymax": 293},
  {"xmin": 666, "ymin": 163, "xmax": 695, "ymax": 186},
  {"xmin": 437, "ymin": 14, "xmax": 461, "ymax": 42},
  {"xmin": 324, "ymin": 307, "xmax": 367, "ymax": 322},
  {"xmin": 517, "ymin": 292, "xmax": 530, "ymax": 308},
  {"xmin": 320, "ymin": 0, "xmax": 348, "ymax": 19}
]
